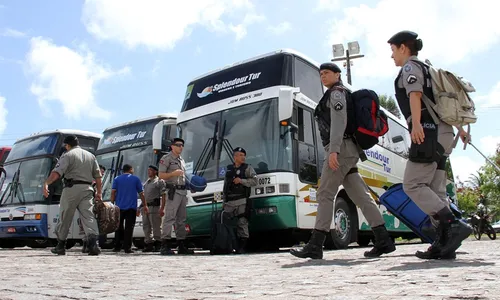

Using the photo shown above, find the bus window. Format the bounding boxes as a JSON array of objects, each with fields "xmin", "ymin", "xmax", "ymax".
[
  {"xmin": 294, "ymin": 58, "xmax": 323, "ymax": 102},
  {"xmin": 77, "ymin": 137, "xmax": 98, "ymax": 154},
  {"xmin": 383, "ymin": 118, "xmax": 410, "ymax": 158},
  {"xmin": 297, "ymin": 107, "xmax": 318, "ymax": 183}
]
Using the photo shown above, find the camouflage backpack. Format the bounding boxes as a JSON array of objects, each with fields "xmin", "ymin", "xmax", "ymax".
[{"xmin": 94, "ymin": 201, "xmax": 120, "ymax": 235}]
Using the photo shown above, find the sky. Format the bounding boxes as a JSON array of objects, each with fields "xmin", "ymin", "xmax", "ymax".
[{"xmin": 0, "ymin": 0, "xmax": 499, "ymax": 183}]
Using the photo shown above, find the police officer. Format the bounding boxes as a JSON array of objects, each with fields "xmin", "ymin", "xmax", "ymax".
[
  {"xmin": 139, "ymin": 165, "xmax": 166, "ymax": 252},
  {"xmin": 223, "ymin": 147, "xmax": 258, "ymax": 254},
  {"xmin": 42, "ymin": 135, "xmax": 101, "ymax": 256},
  {"xmin": 158, "ymin": 138, "xmax": 194, "ymax": 255},
  {"xmin": 81, "ymin": 164, "xmax": 106, "ymax": 254},
  {"xmin": 388, "ymin": 30, "xmax": 472, "ymax": 259},
  {"xmin": 290, "ymin": 62, "xmax": 396, "ymax": 260}
]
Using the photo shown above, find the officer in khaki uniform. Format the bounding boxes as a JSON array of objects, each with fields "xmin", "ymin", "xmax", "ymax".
[
  {"xmin": 290, "ymin": 62, "xmax": 396, "ymax": 260},
  {"xmin": 42, "ymin": 135, "xmax": 102, "ymax": 256},
  {"xmin": 223, "ymin": 147, "xmax": 258, "ymax": 254},
  {"xmin": 388, "ymin": 30, "xmax": 472, "ymax": 259},
  {"xmin": 139, "ymin": 165, "xmax": 166, "ymax": 252},
  {"xmin": 158, "ymin": 138, "xmax": 194, "ymax": 255}
]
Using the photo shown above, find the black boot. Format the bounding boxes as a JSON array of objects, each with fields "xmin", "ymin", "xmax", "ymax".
[
  {"xmin": 364, "ymin": 224, "xmax": 396, "ymax": 258},
  {"xmin": 81, "ymin": 240, "xmax": 89, "ymax": 254},
  {"xmin": 160, "ymin": 239, "xmax": 175, "ymax": 255},
  {"xmin": 87, "ymin": 234, "xmax": 101, "ymax": 256},
  {"xmin": 290, "ymin": 230, "xmax": 326, "ymax": 259},
  {"xmin": 415, "ymin": 223, "xmax": 456, "ymax": 260},
  {"xmin": 177, "ymin": 240, "xmax": 194, "ymax": 255},
  {"xmin": 51, "ymin": 240, "xmax": 66, "ymax": 255},
  {"xmin": 235, "ymin": 238, "xmax": 248, "ymax": 254},
  {"xmin": 142, "ymin": 242, "xmax": 154, "ymax": 252},
  {"xmin": 436, "ymin": 207, "xmax": 472, "ymax": 257},
  {"xmin": 153, "ymin": 240, "xmax": 162, "ymax": 252}
]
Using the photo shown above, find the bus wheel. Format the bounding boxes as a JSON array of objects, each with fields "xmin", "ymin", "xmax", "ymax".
[{"xmin": 331, "ymin": 197, "xmax": 356, "ymax": 249}]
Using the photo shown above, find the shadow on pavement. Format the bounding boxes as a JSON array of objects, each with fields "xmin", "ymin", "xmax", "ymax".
[
  {"xmin": 383, "ymin": 259, "xmax": 495, "ymax": 271},
  {"xmin": 281, "ymin": 257, "xmax": 374, "ymax": 268}
]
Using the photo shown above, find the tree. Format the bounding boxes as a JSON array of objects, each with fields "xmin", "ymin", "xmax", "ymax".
[{"xmin": 379, "ymin": 94, "xmax": 401, "ymax": 119}]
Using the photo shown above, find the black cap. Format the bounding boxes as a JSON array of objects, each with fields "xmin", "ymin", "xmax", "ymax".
[
  {"xmin": 63, "ymin": 135, "xmax": 78, "ymax": 144},
  {"xmin": 320, "ymin": 62, "xmax": 341, "ymax": 73},
  {"xmin": 233, "ymin": 147, "xmax": 246, "ymax": 155},
  {"xmin": 172, "ymin": 137, "xmax": 184, "ymax": 145},
  {"xmin": 387, "ymin": 30, "xmax": 418, "ymax": 44},
  {"xmin": 148, "ymin": 165, "xmax": 158, "ymax": 172}
]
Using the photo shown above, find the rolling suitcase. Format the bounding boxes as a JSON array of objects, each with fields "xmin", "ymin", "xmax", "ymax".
[{"xmin": 209, "ymin": 200, "xmax": 238, "ymax": 255}]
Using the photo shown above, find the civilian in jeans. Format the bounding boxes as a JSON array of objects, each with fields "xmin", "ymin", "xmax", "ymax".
[{"xmin": 111, "ymin": 164, "xmax": 148, "ymax": 253}]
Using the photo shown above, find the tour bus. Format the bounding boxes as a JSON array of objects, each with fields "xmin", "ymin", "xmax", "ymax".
[
  {"xmin": 95, "ymin": 114, "xmax": 177, "ymax": 249},
  {"xmin": 0, "ymin": 130, "xmax": 101, "ymax": 249},
  {"xmin": 177, "ymin": 48, "xmax": 460, "ymax": 250}
]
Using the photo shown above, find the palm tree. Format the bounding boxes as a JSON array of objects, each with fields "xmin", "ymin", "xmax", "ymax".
[
  {"xmin": 379, "ymin": 94, "xmax": 401, "ymax": 119},
  {"xmin": 467, "ymin": 171, "xmax": 486, "ymax": 189}
]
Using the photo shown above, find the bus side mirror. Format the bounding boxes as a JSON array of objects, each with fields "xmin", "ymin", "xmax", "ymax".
[
  {"xmin": 392, "ymin": 135, "xmax": 404, "ymax": 143},
  {"xmin": 278, "ymin": 87, "xmax": 300, "ymax": 122}
]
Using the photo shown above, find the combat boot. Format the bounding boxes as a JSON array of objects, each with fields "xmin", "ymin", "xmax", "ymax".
[
  {"xmin": 290, "ymin": 230, "xmax": 326, "ymax": 259},
  {"xmin": 364, "ymin": 224, "xmax": 396, "ymax": 258},
  {"xmin": 86, "ymin": 235, "xmax": 101, "ymax": 256},
  {"xmin": 435, "ymin": 207, "xmax": 472, "ymax": 257},
  {"xmin": 81, "ymin": 240, "xmax": 89, "ymax": 254},
  {"xmin": 235, "ymin": 238, "xmax": 248, "ymax": 254},
  {"xmin": 177, "ymin": 240, "xmax": 194, "ymax": 255},
  {"xmin": 415, "ymin": 224, "xmax": 456, "ymax": 260},
  {"xmin": 142, "ymin": 242, "xmax": 154, "ymax": 252},
  {"xmin": 51, "ymin": 240, "xmax": 66, "ymax": 255},
  {"xmin": 153, "ymin": 240, "xmax": 162, "ymax": 252},
  {"xmin": 160, "ymin": 239, "xmax": 175, "ymax": 255}
]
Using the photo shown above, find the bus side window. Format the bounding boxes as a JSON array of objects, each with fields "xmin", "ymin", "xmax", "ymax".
[
  {"xmin": 297, "ymin": 107, "xmax": 318, "ymax": 184},
  {"xmin": 385, "ymin": 118, "xmax": 410, "ymax": 158},
  {"xmin": 294, "ymin": 58, "xmax": 323, "ymax": 103}
]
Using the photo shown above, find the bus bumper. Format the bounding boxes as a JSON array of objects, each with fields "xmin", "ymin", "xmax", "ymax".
[{"xmin": 0, "ymin": 215, "xmax": 49, "ymax": 238}]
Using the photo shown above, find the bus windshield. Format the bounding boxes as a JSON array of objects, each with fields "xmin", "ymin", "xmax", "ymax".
[
  {"xmin": 179, "ymin": 99, "xmax": 293, "ymax": 182},
  {"xmin": 0, "ymin": 157, "xmax": 53, "ymax": 206},
  {"xmin": 6, "ymin": 134, "xmax": 58, "ymax": 162}
]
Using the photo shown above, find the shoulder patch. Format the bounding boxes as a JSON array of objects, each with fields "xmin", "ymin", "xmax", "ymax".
[
  {"xmin": 334, "ymin": 101, "xmax": 344, "ymax": 111},
  {"xmin": 403, "ymin": 63, "xmax": 412, "ymax": 72},
  {"xmin": 332, "ymin": 90, "xmax": 342, "ymax": 100},
  {"xmin": 406, "ymin": 74, "xmax": 417, "ymax": 84}
]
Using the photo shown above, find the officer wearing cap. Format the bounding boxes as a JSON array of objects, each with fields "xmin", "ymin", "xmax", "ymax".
[
  {"xmin": 290, "ymin": 62, "xmax": 396, "ymax": 260},
  {"xmin": 388, "ymin": 30, "xmax": 471, "ymax": 260},
  {"xmin": 138, "ymin": 165, "xmax": 166, "ymax": 252},
  {"xmin": 42, "ymin": 135, "xmax": 102, "ymax": 256},
  {"xmin": 158, "ymin": 137, "xmax": 194, "ymax": 255},
  {"xmin": 223, "ymin": 147, "xmax": 257, "ymax": 254}
]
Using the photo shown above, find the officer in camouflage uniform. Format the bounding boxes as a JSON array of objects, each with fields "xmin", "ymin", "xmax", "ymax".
[
  {"xmin": 290, "ymin": 62, "xmax": 395, "ymax": 260},
  {"xmin": 42, "ymin": 135, "xmax": 101, "ymax": 256}
]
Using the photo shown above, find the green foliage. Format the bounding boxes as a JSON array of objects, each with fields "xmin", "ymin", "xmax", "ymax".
[{"xmin": 379, "ymin": 94, "xmax": 401, "ymax": 119}]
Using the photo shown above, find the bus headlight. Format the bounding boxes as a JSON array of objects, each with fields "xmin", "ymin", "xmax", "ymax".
[
  {"xmin": 255, "ymin": 187, "xmax": 264, "ymax": 195},
  {"xmin": 24, "ymin": 213, "xmax": 42, "ymax": 220},
  {"xmin": 265, "ymin": 186, "xmax": 275, "ymax": 194},
  {"xmin": 256, "ymin": 206, "xmax": 277, "ymax": 215}
]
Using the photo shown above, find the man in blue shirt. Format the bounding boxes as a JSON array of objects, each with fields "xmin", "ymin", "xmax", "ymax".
[{"xmin": 111, "ymin": 164, "xmax": 148, "ymax": 253}]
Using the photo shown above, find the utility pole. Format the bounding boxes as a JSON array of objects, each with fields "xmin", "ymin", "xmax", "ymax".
[{"xmin": 331, "ymin": 41, "xmax": 365, "ymax": 85}]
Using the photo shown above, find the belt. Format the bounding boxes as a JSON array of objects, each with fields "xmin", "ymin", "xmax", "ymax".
[
  {"xmin": 147, "ymin": 198, "xmax": 161, "ymax": 205},
  {"xmin": 166, "ymin": 184, "xmax": 186, "ymax": 190}
]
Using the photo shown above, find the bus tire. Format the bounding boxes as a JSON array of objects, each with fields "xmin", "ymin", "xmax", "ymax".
[{"xmin": 331, "ymin": 197, "xmax": 356, "ymax": 249}]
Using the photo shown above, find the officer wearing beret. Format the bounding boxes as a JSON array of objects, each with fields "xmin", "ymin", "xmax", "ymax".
[
  {"xmin": 290, "ymin": 62, "xmax": 396, "ymax": 260},
  {"xmin": 139, "ymin": 164, "xmax": 166, "ymax": 252},
  {"xmin": 42, "ymin": 135, "xmax": 102, "ymax": 255},
  {"xmin": 223, "ymin": 147, "xmax": 257, "ymax": 254},
  {"xmin": 388, "ymin": 30, "xmax": 471, "ymax": 259},
  {"xmin": 158, "ymin": 138, "xmax": 194, "ymax": 255}
]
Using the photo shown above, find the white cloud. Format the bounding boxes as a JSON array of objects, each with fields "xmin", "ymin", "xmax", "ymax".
[
  {"xmin": 1, "ymin": 28, "xmax": 26, "ymax": 38},
  {"xmin": 474, "ymin": 81, "xmax": 500, "ymax": 109},
  {"xmin": 82, "ymin": 0, "xmax": 265, "ymax": 50},
  {"xmin": 268, "ymin": 22, "xmax": 292, "ymax": 35},
  {"xmin": 0, "ymin": 95, "xmax": 7, "ymax": 135},
  {"xmin": 479, "ymin": 135, "xmax": 500, "ymax": 156},
  {"xmin": 316, "ymin": 0, "xmax": 341, "ymax": 11},
  {"xmin": 26, "ymin": 37, "xmax": 130, "ymax": 120},
  {"xmin": 450, "ymin": 155, "xmax": 482, "ymax": 183},
  {"xmin": 327, "ymin": 0, "xmax": 500, "ymax": 82}
]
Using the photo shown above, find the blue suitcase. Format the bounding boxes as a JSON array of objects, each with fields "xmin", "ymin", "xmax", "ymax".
[{"xmin": 378, "ymin": 183, "xmax": 464, "ymax": 244}]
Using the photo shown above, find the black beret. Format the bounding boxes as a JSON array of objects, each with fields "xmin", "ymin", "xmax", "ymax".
[
  {"xmin": 63, "ymin": 135, "xmax": 78, "ymax": 144},
  {"xmin": 148, "ymin": 165, "xmax": 158, "ymax": 172},
  {"xmin": 387, "ymin": 30, "xmax": 418, "ymax": 44},
  {"xmin": 233, "ymin": 147, "xmax": 246, "ymax": 155},
  {"xmin": 320, "ymin": 62, "xmax": 341, "ymax": 73},
  {"xmin": 172, "ymin": 137, "xmax": 184, "ymax": 144}
]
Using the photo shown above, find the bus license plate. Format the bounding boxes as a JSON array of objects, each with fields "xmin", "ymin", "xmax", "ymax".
[{"xmin": 7, "ymin": 227, "xmax": 16, "ymax": 233}]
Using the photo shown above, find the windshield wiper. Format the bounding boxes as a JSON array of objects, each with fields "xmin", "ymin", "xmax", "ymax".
[
  {"xmin": 194, "ymin": 121, "xmax": 219, "ymax": 177},
  {"xmin": 108, "ymin": 156, "xmax": 115, "ymax": 183},
  {"xmin": 0, "ymin": 167, "xmax": 25, "ymax": 206},
  {"xmin": 218, "ymin": 120, "xmax": 234, "ymax": 164}
]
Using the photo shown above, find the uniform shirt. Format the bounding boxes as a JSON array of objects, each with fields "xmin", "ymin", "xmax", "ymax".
[
  {"xmin": 327, "ymin": 87, "xmax": 348, "ymax": 154},
  {"xmin": 143, "ymin": 176, "xmax": 166, "ymax": 202},
  {"xmin": 397, "ymin": 55, "xmax": 426, "ymax": 97},
  {"xmin": 159, "ymin": 152, "xmax": 187, "ymax": 195},
  {"xmin": 52, "ymin": 146, "xmax": 101, "ymax": 184},
  {"xmin": 112, "ymin": 173, "xmax": 143, "ymax": 210}
]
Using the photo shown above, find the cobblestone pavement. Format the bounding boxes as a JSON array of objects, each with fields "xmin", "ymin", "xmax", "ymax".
[{"xmin": 0, "ymin": 238, "xmax": 498, "ymax": 300}]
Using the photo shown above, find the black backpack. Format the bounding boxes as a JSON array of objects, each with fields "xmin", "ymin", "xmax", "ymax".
[{"xmin": 346, "ymin": 89, "xmax": 389, "ymax": 150}]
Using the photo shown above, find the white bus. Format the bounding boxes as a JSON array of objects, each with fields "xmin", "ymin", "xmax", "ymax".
[
  {"xmin": 95, "ymin": 114, "xmax": 177, "ymax": 249},
  {"xmin": 178, "ymin": 49, "xmax": 455, "ymax": 250},
  {"xmin": 0, "ymin": 129, "xmax": 101, "ymax": 249}
]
